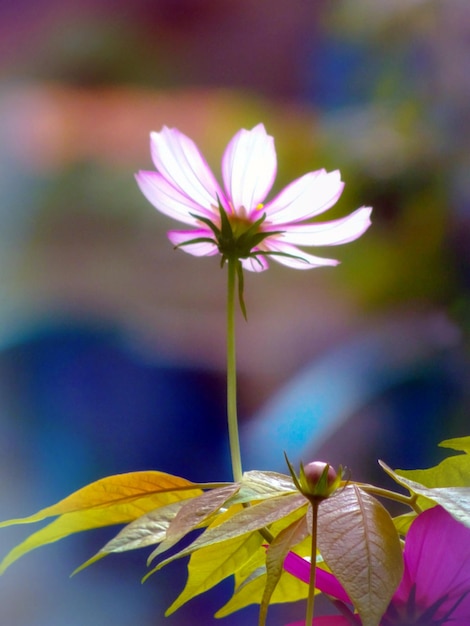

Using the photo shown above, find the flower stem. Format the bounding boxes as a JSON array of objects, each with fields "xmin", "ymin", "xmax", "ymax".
[
  {"xmin": 305, "ymin": 501, "xmax": 319, "ymax": 626},
  {"xmin": 226, "ymin": 258, "xmax": 243, "ymax": 483}
]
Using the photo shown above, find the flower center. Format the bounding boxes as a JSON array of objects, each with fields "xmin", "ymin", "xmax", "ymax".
[
  {"xmin": 217, "ymin": 212, "xmax": 264, "ymax": 260},
  {"xmin": 228, "ymin": 213, "xmax": 257, "ymax": 237}
]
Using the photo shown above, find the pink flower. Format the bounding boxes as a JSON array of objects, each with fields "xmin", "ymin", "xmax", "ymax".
[
  {"xmin": 285, "ymin": 506, "xmax": 470, "ymax": 625},
  {"xmin": 136, "ymin": 124, "xmax": 372, "ymax": 271}
]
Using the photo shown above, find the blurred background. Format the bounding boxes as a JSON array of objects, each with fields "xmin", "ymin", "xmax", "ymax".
[{"xmin": 0, "ymin": 0, "xmax": 469, "ymax": 624}]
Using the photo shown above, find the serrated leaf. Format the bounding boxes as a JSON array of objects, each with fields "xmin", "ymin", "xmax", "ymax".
[
  {"xmin": 260, "ymin": 515, "xmax": 309, "ymax": 626},
  {"xmin": 381, "ymin": 462, "xmax": 470, "ymax": 528},
  {"xmin": 317, "ymin": 485, "xmax": 403, "ymax": 626},
  {"xmin": 0, "ymin": 471, "xmax": 203, "ymax": 573}
]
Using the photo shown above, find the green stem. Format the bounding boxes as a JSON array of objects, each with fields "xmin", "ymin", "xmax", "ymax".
[
  {"xmin": 356, "ymin": 483, "xmax": 422, "ymax": 513},
  {"xmin": 305, "ymin": 501, "xmax": 319, "ymax": 626},
  {"xmin": 226, "ymin": 258, "xmax": 243, "ymax": 483}
]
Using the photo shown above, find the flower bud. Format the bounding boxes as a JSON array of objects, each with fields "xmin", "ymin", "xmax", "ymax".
[
  {"xmin": 285, "ymin": 455, "xmax": 344, "ymax": 503},
  {"xmin": 303, "ymin": 461, "xmax": 338, "ymax": 491}
]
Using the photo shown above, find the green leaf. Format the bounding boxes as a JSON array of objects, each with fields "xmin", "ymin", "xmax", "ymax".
[
  {"xmin": 392, "ymin": 512, "xmax": 417, "ymax": 536},
  {"xmin": 439, "ymin": 435, "xmax": 470, "ymax": 454},
  {"xmin": 0, "ymin": 471, "xmax": 203, "ymax": 573},
  {"xmin": 380, "ymin": 462, "xmax": 470, "ymax": 528},
  {"xmin": 395, "ymin": 437, "xmax": 470, "ymax": 488},
  {"xmin": 317, "ymin": 485, "xmax": 403, "ymax": 626}
]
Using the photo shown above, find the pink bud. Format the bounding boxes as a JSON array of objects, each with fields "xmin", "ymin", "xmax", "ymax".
[{"xmin": 304, "ymin": 461, "xmax": 337, "ymax": 489}]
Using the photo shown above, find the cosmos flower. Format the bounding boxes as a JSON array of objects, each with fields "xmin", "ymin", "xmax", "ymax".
[
  {"xmin": 136, "ymin": 124, "xmax": 372, "ymax": 272},
  {"xmin": 284, "ymin": 506, "xmax": 470, "ymax": 625}
]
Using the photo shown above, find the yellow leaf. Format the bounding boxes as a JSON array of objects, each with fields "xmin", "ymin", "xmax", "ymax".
[
  {"xmin": 150, "ymin": 495, "xmax": 309, "ymax": 618},
  {"xmin": 395, "ymin": 439, "xmax": 470, "ymax": 488},
  {"xmin": 216, "ymin": 566, "xmax": 309, "ymax": 618},
  {"xmin": 166, "ymin": 531, "xmax": 264, "ymax": 615},
  {"xmin": 440, "ymin": 436, "xmax": 470, "ymax": 454},
  {"xmin": 381, "ymin": 462, "xmax": 470, "ymax": 528},
  {"xmin": 212, "ymin": 503, "xmax": 310, "ymax": 617},
  {"xmin": 260, "ymin": 515, "xmax": 309, "ymax": 626},
  {"xmin": 392, "ymin": 512, "xmax": 417, "ymax": 536},
  {"xmin": 0, "ymin": 471, "xmax": 203, "ymax": 527},
  {"xmin": 73, "ymin": 499, "xmax": 192, "ymax": 575},
  {"xmin": 0, "ymin": 471, "xmax": 203, "ymax": 573}
]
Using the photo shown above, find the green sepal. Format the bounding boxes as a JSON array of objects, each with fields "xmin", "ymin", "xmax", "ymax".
[
  {"xmin": 236, "ymin": 260, "xmax": 247, "ymax": 321},
  {"xmin": 188, "ymin": 212, "xmax": 222, "ymax": 238},
  {"xmin": 284, "ymin": 454, "xmax": 304, "ymax": 494},
  {"xmin": 252, "ymin": 249, "xmax": 309, "ymax": 264},
  {"xmin": 174, "ymin": 236, "xmax": 218, "ymax": 250}
]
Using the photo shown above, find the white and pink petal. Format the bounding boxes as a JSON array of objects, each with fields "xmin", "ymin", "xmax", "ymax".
[
  {"xmin": 150, "ymin": 127, "xmax": 223, "ymax": 210},
  {"xmin": 240, "ymin": 253, "xmax": 269, "ymax": 272},
  {"xmin": 264, "ymin": 239, "xmax": 340, "ymax": 269},
  {"xmin": 222, "ymin": 124, "xmax": 277, "ymax": 215},
  {"xmin": 279, "ymin": 207, "xmax": 372, "ymax": 247},
  {"xmin": 135, "ymin": 171, "xmax": 217, "ymax": 226},
  {"xmin": 167, "ymin": 229, "xmax": 219, "ymax": 257},
  {"xmin": 265, "ymin": 170, "xmax": 344, "ymax": 224}
]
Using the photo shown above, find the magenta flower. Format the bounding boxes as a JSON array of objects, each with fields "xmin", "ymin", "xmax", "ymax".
[
  {"xmin": 136, "ymin": 124, "xmax": 371, "ymax": 271},
  {"xmin": 285, "ymin": 506, "xmax": 470, "ymax": 625}
]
